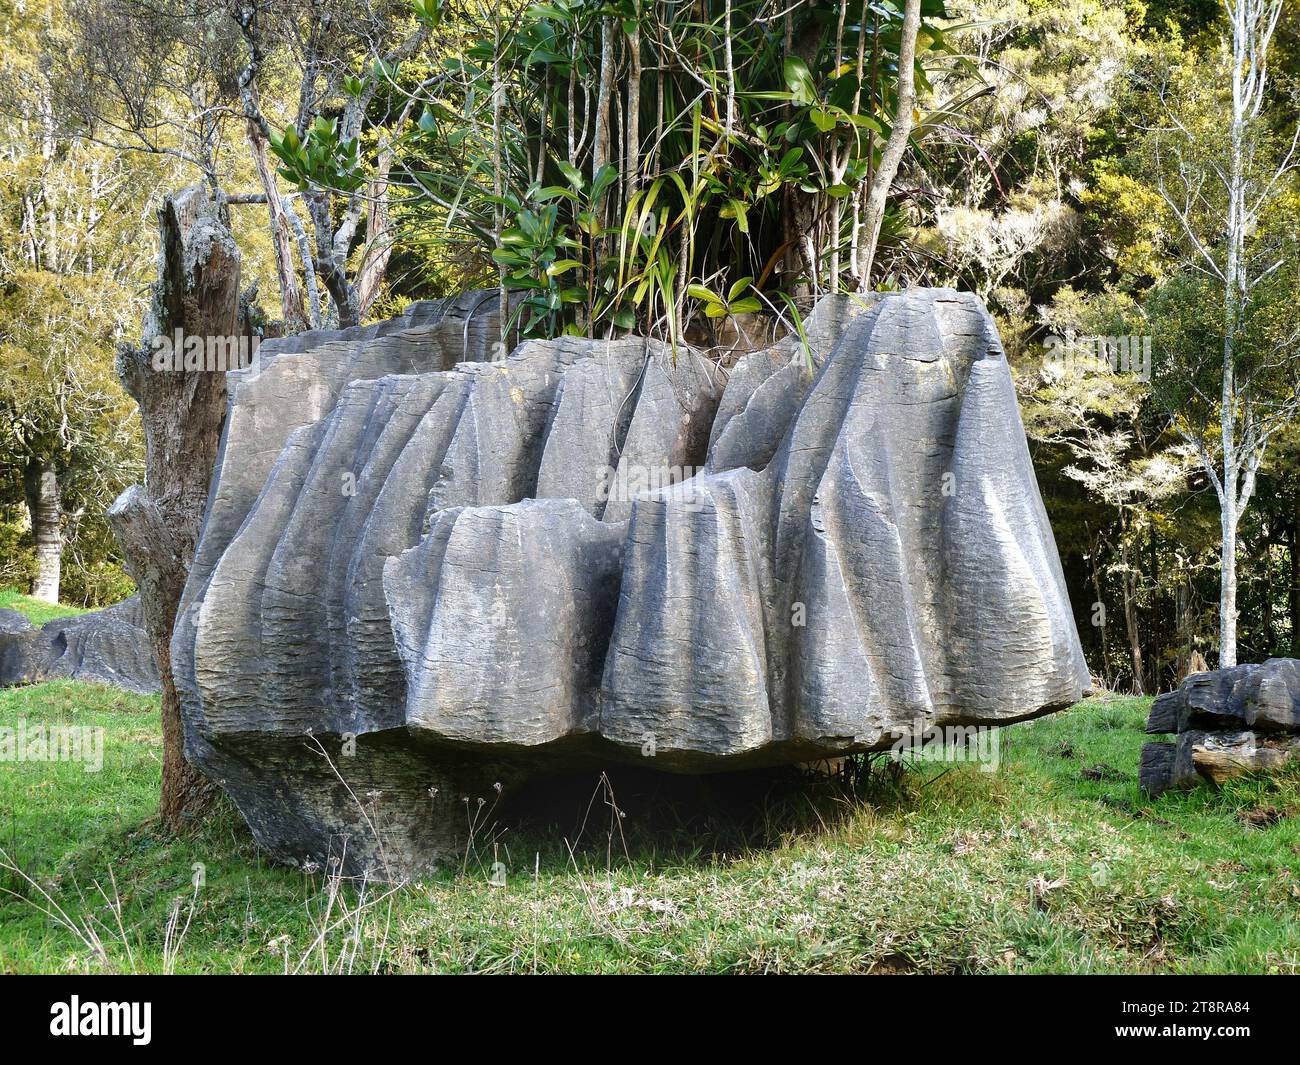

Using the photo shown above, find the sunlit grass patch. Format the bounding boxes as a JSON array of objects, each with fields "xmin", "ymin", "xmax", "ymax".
[{"xmin": 1, "ymin": 685, "xmax": 1297, "ymax": 973}]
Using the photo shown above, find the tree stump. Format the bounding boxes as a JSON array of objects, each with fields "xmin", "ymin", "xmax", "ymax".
[{"xmin": 109, "ymin": 185, "xmax": 245, "ymax": 829}]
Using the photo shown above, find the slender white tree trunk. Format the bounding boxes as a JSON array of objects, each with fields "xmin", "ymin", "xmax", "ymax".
[
  {"xmin": 492, "ymin": 15, "xmax": 507, "ymax": 348},
  {"xmin": 1220, "ymin": 494, "xmax": 1239, "ymax": 667},
  {"xmin": 856, "ymin": 0, "xmax": 922, "ymax": 290},
  {"xmin": 24, "ymin": 458, "xmax": 61, "ymax": 604},
  {"xmin": 1161, "ymin": 1, "xmax": 1290, "ymax": 667},
  {"xmin": 1217, "ymin": 0, "xmax": 1249, "ymax": 667},
  {"xmin": 592, "ymin": 17, "xmax": 615, "ymax": 181},
  {"xmin": 625, "ymin": 23, "xmax": 641, "ymax": 207},
  {"xmin": 245, "ymin": 121, "xmax": 308, "ymax": 333}
]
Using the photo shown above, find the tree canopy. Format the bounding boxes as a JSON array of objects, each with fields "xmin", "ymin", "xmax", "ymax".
[{"xmin": 1, "ymin": 0, "xmax": 1298, "ymax": 688}]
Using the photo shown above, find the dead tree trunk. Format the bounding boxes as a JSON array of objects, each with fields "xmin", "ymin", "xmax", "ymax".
[
  {"xmin": 23, "ymin": 457, "xmax": 61, "ymax": 604},
  {"xmin": 109, "ymin": 185, "xmax": 242, "ymax": 830},
  {"xmin": 1122, "ymin": 568, "xmax": 1145, "ymax": 695}
]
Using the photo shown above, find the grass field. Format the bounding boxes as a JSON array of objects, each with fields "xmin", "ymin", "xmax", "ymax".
[
  {"xmin": 0, "ymin": 590, "xmax": 90, "ymax": 628},
  {"xmin": 1, "ymin": 679, "xmax": 1298, "ymax": 974}
]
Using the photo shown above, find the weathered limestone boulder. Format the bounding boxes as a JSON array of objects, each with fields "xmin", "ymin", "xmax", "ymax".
[
  {"xmin": 0, "ymin": 609, "xmax": 40, "ymax": 685},
  {"xmin": 1140, "ymin": 660, "xmax": 1300, "ymax": 796},
  {"xmin": 0, "ymin": 597, "xmax": 159, "ymax": 694},
  {"xmin": 175, "ymin": 288, "xmax": 1090, "ymax": 877}
]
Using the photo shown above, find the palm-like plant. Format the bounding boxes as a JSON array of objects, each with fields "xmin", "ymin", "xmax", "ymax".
[{"xmin": 385, "ymin": 0, "xmax": 968, "ymax": 342}]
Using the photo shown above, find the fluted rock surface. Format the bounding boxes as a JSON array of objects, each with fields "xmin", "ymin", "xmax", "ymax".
[{"xmin": 176, "ymin": 288, "xmax": 1089, "ymax": 876}]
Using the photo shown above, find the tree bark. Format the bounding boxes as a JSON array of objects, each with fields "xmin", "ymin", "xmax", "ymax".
[
  {"xmin": 307, "ymin": 190, "xmax": 358, "ymax": 329},
  {"xmin": 592, "ymin": 16, "xmax": 615, "ymax": 184},
  {"xmin": 244, "ymin": 120, "xmax": 309, "ymax": 334},
  {"xmin": 1259, "ymin": 524, "xmax": 1274, "ymax": 652},
  {"xmin": 856, "ymin": 0, "xmax": 922, "ymax": 291},
  {"xmin": 1220, "ymin": 498, "xmax": 1239, "ymax": 667},
  {"xmin": 23, "ymin": 457, "xmax": 61, "ymax": 604},
  {"xmin": 109, "ymin": 184, "xmax": 242, "ymax": 830},
  {"xmin": 1175, "ymin": 581, "xmax": 1191, "ymax": 681},
  {"xmin": 1088, "ymin": 532, "xmax": 1110, "ymax": 689},
  {"xmin": 1120, "ymin": 529, "xmax": 1145, "ymax": 695},
  {"xmin": 356, "ymin": 137, "xmax": 396, "ymax": 320},
  {"xmin": 1123, "ymin": 572, "xmax": 1145, "ymax": 695},
  {"xmin": 1290, "ymin": 496, "xmax": 1300, "ymax": 656},
  {"xmin": 625, "ymin": 22, "xmax": 641, "ymax": 208}
]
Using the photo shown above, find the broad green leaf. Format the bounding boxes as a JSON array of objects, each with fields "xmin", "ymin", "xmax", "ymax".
[
  {"xmin": 727, "ymin": 276, "xmax": 754, "ymax": 302},
  {"xmin": 556, "ymin": 159, "xmax": 585, "ymax": 190},
  {"xmin": 783, "ymin": 57, "xmax": 816, "ymax": 106}
]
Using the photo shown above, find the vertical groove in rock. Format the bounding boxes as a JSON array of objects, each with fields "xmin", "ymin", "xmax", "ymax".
[{"xmin": 600, "ymin": 468, "xmax": 773, "ymax": 760}]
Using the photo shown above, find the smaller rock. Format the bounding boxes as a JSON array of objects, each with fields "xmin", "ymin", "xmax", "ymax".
[
  {"xmin": 0, "ymin": 597, "xmax": 159, "ymax": 694},
  {"xmin": 1141, "ymin": 660, "xmax": 1300, "ymax": 797},
  {"xmin": 0, "ymin": 609, "xmax": 45, "ymax": 685},
  {"xmin": 1190, "ymin": 730, "xmax": 1300, "ymax": 785},
  {"xmin": 1138, "ymin": 741, "xmax": 1177, "ymax": 796}
]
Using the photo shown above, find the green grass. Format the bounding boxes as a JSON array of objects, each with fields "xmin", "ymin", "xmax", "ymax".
[
  {"xmin": 2, "ymin": 680, "xmax": 1299, "ymax": 973},
  {"xmin": 0, "ymin": 588, "xmax": 91, "ymax": 627}
]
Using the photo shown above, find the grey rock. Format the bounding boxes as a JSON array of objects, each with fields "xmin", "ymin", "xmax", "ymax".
[
  {"xmin": 387, "ymin": 499, "xmax": 623, "ymax": 746},
  {"xmin": 1141, "ymin": 658, "xmax": 1300, "ymax": 796},
  {"xmin": 1140, "ymin": 728, "xmax": 1300, "ymax": 796},
  {"xmin": 1148, "ymin": 660, "xmax": 1300, "ymax": 734},
  {"xmin": 0, "ymin": 609, "xmax": 42, "ymax": 685},
  {"xmin": 0, "ymin": 608, "xmax": 30, "ymax": 632},
  {"xmin": 0, "ymin": 597, "xmax": 159, "ymax": 694},
  {"xmin": 176, "ymin": 288, "xmax": 1089, "ymax": 877},
  {"xmin": 600, "ymin": 468, "xmax": 774, "ymax": 764},
  {"xmin": 172, "ymin": 292, "xmax": 517, "ymax": 733},
  {"xmin": 705, "ymin": 294, "xmax": 876, "ymax": 474},
  {"xmin": 597, "ymin": 342, "xmax": 723, "ymax": 522},
  {"xmin": 1138, "ymin": 741, "xmax": 1177, "ymax": 795},
  {"xmin": 534, "ymin": 339, "xmax": 650, "ymax": 516}
]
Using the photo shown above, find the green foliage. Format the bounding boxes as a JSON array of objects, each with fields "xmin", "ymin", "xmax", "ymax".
[
  {"xmin": 0, "ymin": 0, "xmax": 165, "ymax": 606},
  {"xmin": 0, "ymin": 588, "xmax": 90, "ymax": 626},
  {"xmin": 489, "ymin": 164, "xmax": 617, "ymax": 337},
  {"xmin": 0, "ymin": 522, "xmax": 37, "ymax": 602},
  {"xmin": 924, "ymin": 1, "xmax": 1300, "ymax": 687},
  {"xmin": 1079, "ymin": 168, "xmax": 1170, "ymax": 288},
  {"xmin": 394, "ymin": 0, "xmax": 963, "ymax": 341},
  {"xmin": 918, "ymin": 0, "xmax": 1140, "ymax": 318},
  {"xmin": 688, "ymin": 276, "xmax": 763, "ymax": 319},
  {"xmin": 0, "ymin": 271, "xmax": 142, "ymax": 607},
  {"xmin": 270, "ymin": 116, "xmax": 366, "ymax": 195}
]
